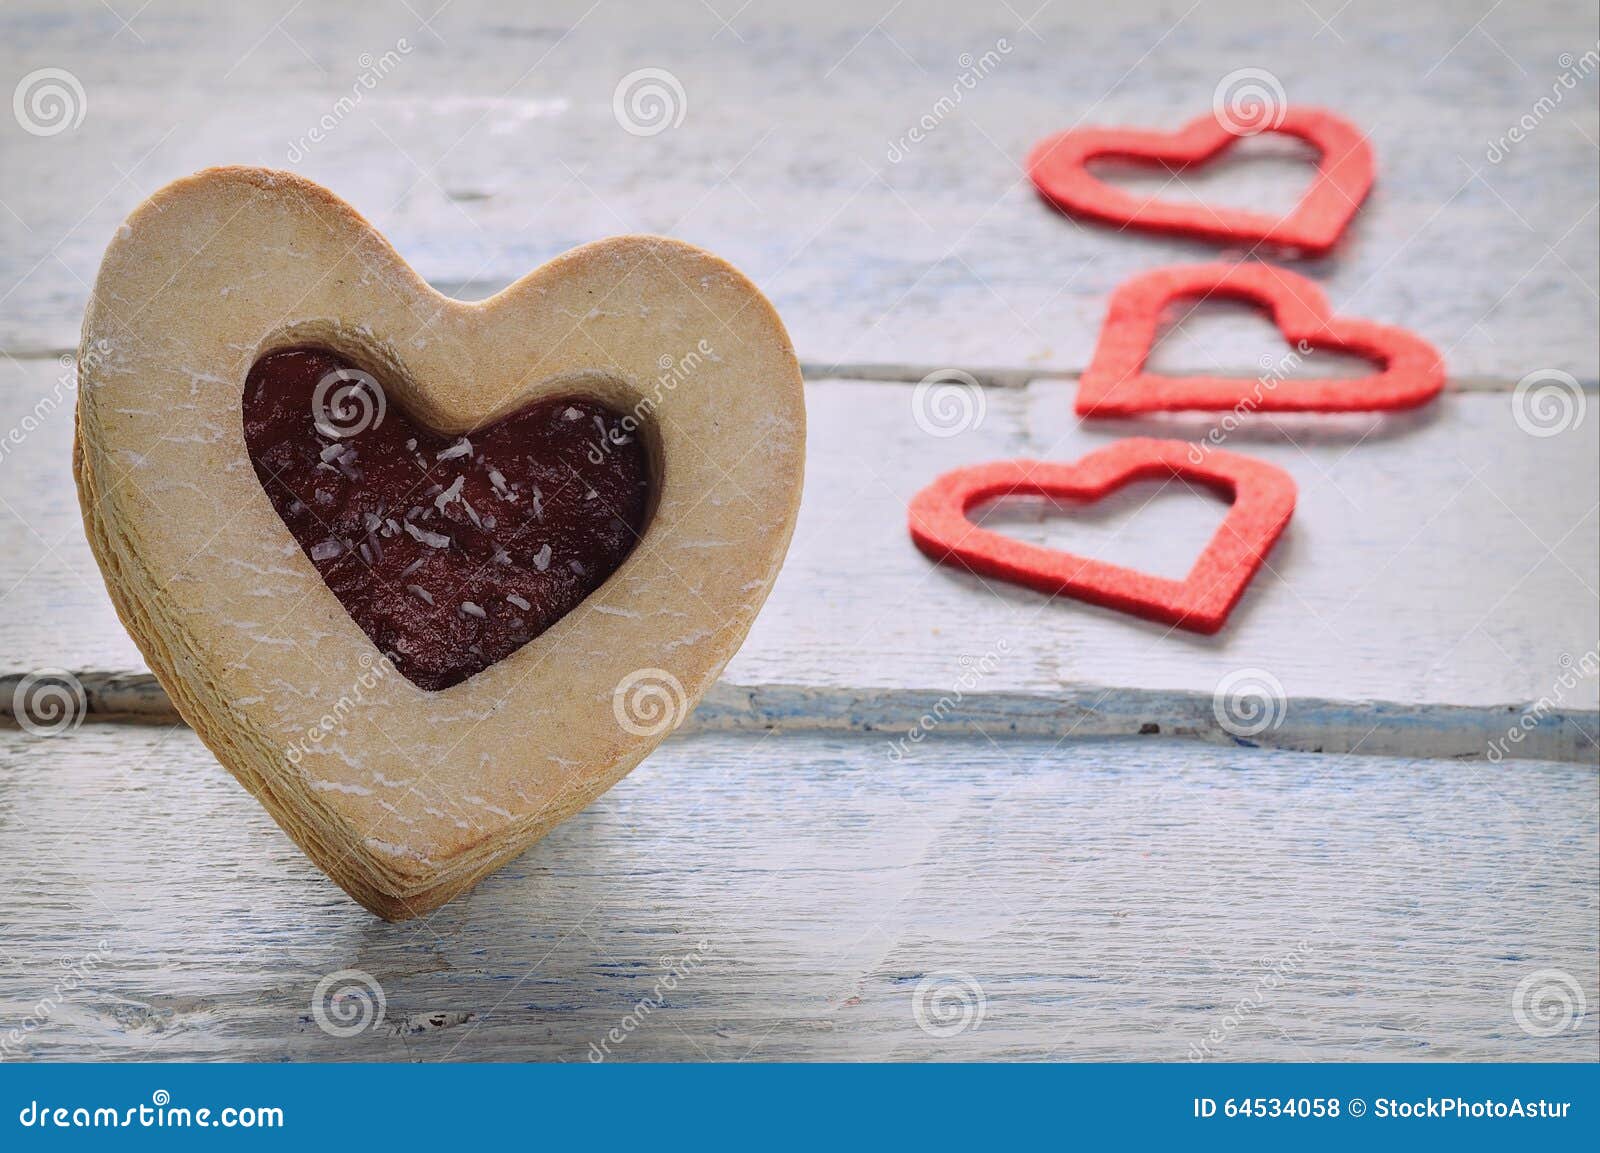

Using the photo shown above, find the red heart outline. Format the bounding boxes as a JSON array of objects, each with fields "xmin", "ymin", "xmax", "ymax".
[
  {"xmin": 1075, "ymin": 262, "xmax": 1445, "ymax": 417},
  {"xmin": 1027, "ymin": 107, "xmax": 1374, "ymax": 256},
  {"xmin": 908, "ymin": 439, "xmax": 1296, "ymax": 634}
]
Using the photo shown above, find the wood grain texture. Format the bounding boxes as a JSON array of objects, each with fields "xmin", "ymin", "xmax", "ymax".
[
  {"xmin": 0, "ymin": 0, "xmax": 1595, "ymax": 380},
  {"xmin": 0, "ymin": 725, "xmax": 1594, "ymax": 1062}
]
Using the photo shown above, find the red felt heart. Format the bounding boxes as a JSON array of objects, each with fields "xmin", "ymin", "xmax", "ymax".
[
  {"xmin": 1027, "ymin": 107, "xmax": 1374, "ymax": 256},
  {"xmin": 1075, "ymin": 262, "xmax": 1444, "ymax": 417},
  {"xmin": 907, "ymin": 439, "xmax": 1296, "ymax": 634},
  {"xmin": 243, "ymin": 347, "xmax": 651, "ymax": 691}
]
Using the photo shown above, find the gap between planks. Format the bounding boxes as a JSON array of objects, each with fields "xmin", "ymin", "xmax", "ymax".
[
  {"xmin": 2, "ymin": 670, "xmax": 1595, "ymax": 763},
  {"xmin": 2, "ymin": 347, "xmax": 1594, "ymax": 392}
]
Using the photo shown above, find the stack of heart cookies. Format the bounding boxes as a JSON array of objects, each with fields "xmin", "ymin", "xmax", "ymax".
[{"xmin": 74, "ymin": 168, "xmax": 806, "ymax": 919}]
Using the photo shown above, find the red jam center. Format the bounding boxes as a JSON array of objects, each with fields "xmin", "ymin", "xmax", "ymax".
[{"xmin": 243, "ymin": 348, "xmax": 651, "ymax": 691}]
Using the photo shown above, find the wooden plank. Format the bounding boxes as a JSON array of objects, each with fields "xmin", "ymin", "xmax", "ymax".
[
  {"xmin": 746, "ymin": 378, "xmax": 1600, "ymax": 721},
  {"xmin": 4, "ymin": 357, "xmax": 1595, "ymax": 758},
  {"xmin": 0, "ymin": 0, "xmax": 1594, "ymax": 380},
  {"xmin": 0, "ymin": 724, "xmax": 1594, "ymax": 1062}
]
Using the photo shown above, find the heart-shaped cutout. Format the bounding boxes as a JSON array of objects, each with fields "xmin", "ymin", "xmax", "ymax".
[
  {"xmin": 75, "ymin": 167, "xmax": 806, "ymax": 919},
  {"xmin": 908, "ymin": 439, "xmax": 1296, "ymax": 633},
  {"xmin": 1028, "ymin": 107, "xmax": 1373, "ymax": 256},
  {"xmin": 243, "ymin": 347, "xmax": 652, "ymax": 691},
  {"xmin": 1075, "ymin": 263, "xmax": 1445, "ymax": 417}
]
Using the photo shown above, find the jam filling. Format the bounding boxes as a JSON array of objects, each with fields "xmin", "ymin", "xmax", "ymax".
[{"xmin": 243, "ymin": 348, "xmax": 651, "ymax": 691}]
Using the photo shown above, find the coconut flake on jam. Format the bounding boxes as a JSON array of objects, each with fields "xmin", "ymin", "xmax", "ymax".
[{"xmin": 243, "ymin": 347, "xmax": 651, "ymax": 691}]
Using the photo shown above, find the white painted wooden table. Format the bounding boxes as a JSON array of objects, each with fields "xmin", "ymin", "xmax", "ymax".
[{"xmin": 0, "ymin": 0, "xmax": 1596, "ymax": 1062}]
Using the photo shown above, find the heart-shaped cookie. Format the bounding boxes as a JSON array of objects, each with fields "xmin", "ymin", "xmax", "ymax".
[
  {"xmin": 907, "ymin": 440, "xmax": 1296, "ymax": 633},
  {"xmin": 1075, "ymin": 263, "xmax": 1445, "ymax": 417},
  {"xmin": 74, "ymin": 167, "xmax": 806, "ymax": 920},
  {"xmin": 1027, "ymin": 107, "xmax": 1373, "ymax": 256}
]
